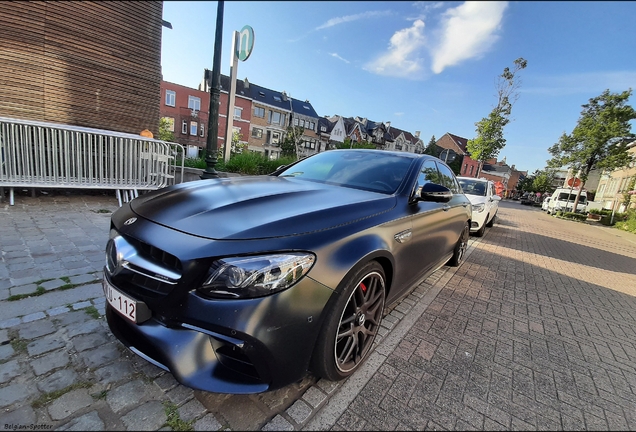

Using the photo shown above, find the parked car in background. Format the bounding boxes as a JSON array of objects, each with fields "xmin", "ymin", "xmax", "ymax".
[
  {"xmin": 103, "ymin": 150, "xmax": 472, "ymax": 394},
  {"xmin": 457, "ymin": 177, "xmax": 501, "ymax": 237},
  {"xmin": 541, "ymin": 196, "xmax": 552, "ymax": 211},
  {"xmin": 546, "ymin": 188, "xmax": 588, "ymax": 214}
]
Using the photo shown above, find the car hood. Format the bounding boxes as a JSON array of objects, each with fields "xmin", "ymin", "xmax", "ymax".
[{"xmin": 130, "ymin": 176, "xmax": 396, "ymax": 240}]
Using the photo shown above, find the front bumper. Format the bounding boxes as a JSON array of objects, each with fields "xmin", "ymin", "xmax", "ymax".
[{"xmin": 105, "ymin": 271, "xmax": 334, "ymax": 394}]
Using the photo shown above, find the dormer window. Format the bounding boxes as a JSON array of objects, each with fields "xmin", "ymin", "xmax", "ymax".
[
  {"xmin": 259, "ymin": 91, "xmax": 265, "ymax": 97},
  {"xmin": 303, "ymin": 105, "xmax": 310, "ymax": 110},
  {"xmin": 273, "ymin": 96, "xmax": 281, "ymax": 102}
]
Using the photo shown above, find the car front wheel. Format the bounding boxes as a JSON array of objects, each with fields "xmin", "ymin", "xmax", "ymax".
[
  {"xmin": 311, "ymin": 261, "xmax": 386, "ymax": 381},
  {"xmin": 447, "ymin": 222, "xmax": 469, "ymax": 267}
]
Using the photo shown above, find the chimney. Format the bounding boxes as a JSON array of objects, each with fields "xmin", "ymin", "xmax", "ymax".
[
  {"xmin": 385, "ymin": 121, "xmax": 391, "ymax": 130},
  {"xmin": 243, "ymin": 77, "xmax": 250, "ymax": 88},
  {"xmin": 282, "ymin": 91, "xmax": 287, "ymax": 101},
  {"xmin": 415, "ymin": 131, "xmax": 420, "ymax": 138}
]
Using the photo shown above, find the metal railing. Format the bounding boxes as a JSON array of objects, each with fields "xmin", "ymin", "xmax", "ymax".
[{"xmin": 0, "ymin": 117, "xmax": 184, "ymax": 206}]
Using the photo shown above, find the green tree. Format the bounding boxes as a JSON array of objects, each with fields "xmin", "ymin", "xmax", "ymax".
[
  {"xmin": 423, "ymin": 135, "xmax": 438, "ymax": 156},
  {"xmin": 517, "ymin": 173, "xmax": 535, "ymax": 193},
  {"xmin": 467, "ymin": 58, "xmax": 527, "ymax": 176},
  {"xmin": 531, "ymin": 169, "xmax": 557, "ymax": 195},
  {"xmin": 218, "ymin": 130, "xmax": 247, "ymax": 161},
  {"xmin": 158, "ymin": 118, "xmax": 175, "ymax": 142},
  {"xmin": 281, "ymin": 125, "xmax": 304, "ymax": 158},
  {"xmin": 334, "ymin": 137, "xmax": 375, "ymax": 150},
  {"xmin": 547, "ymin": 89, "xmax": 636, "ymax": 210}
]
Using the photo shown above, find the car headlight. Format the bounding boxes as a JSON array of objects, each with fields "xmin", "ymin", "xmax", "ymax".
[
  {"xmin": 197, "ymin": 253, "xmax": 316, "ymax": 299},
  {"xmin": 472, "ymin": 203, "xmax": 486, "ymax": 213}
]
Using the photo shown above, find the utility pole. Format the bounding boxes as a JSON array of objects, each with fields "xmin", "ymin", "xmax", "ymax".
[{"xmin": 201, "ymin": 0, "xmax": 224, "ymax": 179}]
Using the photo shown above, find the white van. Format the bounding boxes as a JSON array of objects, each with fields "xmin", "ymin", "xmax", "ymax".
[{"xmin": 546, "ymin": 188, "xmax": 588, "ymax": 214}]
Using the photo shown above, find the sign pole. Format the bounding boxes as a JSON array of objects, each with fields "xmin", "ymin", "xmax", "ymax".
[{"xmin": 224, "ymin": 31, "xmax": 239, "ymax": 163}]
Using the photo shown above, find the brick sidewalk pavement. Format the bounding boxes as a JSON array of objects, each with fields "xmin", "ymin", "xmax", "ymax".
[{"xmin": 307, "ymin": 201, "xmax": 636, "ymax": 430}]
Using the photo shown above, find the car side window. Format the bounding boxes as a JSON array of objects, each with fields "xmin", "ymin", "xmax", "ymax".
[
  {"xmin": 437, "ymin": 163, "xmax": 460, "ymax": 194},
  {"xmin": 415, "ymin": 160, "xmax": 442, "ymax": 196}
]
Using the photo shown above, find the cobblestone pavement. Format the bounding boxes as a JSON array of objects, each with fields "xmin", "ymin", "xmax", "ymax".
[{"xmin": 1, "ymin": 192, "xmax": 635, "ymax": 431}]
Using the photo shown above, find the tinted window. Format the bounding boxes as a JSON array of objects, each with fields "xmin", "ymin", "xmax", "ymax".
[
  {"xmin": 458, "ymin": 178, "xmax": 487, "ymax": 196},
  {"xmin": 437, "ymin": 163, "xmax": 460, "ymax": 193},
  {"xmin": 415, "ymin": 160, "xmax": 441, "ymax": 196}
]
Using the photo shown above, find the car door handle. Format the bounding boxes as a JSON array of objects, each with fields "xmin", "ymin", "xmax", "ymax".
[{"xmin": 443, "ymin": 205, "xmax": 451, "ymax": 211}]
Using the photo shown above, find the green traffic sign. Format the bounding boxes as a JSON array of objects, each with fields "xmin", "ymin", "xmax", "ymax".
[{"xmin": 237, "ymin": 25, "xmax": 254, "ymax": 61}]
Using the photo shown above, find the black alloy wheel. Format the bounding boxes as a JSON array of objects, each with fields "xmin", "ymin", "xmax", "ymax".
[
  {"xmin": 447, "ymin": 222, "xmax": 469, "ymax": 267},
  {"xmin": 311, "ymin": 261, "xmax": 386, "ymax": 381}
]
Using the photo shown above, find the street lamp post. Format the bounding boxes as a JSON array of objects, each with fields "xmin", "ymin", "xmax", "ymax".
[{"xmin": 201, "ymin": 0, "xmax": 224, "ymax": 179}]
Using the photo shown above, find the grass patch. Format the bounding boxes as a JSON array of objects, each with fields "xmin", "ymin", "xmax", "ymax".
[
  {"xmin": 10, "ymin": 338, "xmax": 27, "ymax": 354},
  {"xmin": 91, "ymin": 390, "xmax": 108, "ymax": 400},
  {"xmin": 60, "ymin": 276, "xmax": 71, "ymax": 283},
  {"xmin": 92, "ymin": 209, "xmax": 111, "ymax": 214},
  {"xmin": 33, "ymin": 278, "xmax": 55, "ymax": 285},
  {"xmin": 84, "ymin": 306, "xmax": 101, "ymax": 319},
  {"xmin": 58, "ymin": 283, "xmax": 75, "ymax": 291},
  {"xmin": 163, "ymin": 401, "xmax": 194, "ymax": 431},
  {"xmin": 7, "ymin": 287, "xmax": 46, "ymax": 302},
  {"xmin": 32, "ymin": 382, "xmax": 92, "ymax": 408}
]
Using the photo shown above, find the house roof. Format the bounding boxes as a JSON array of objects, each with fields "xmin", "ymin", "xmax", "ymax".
[
  {"xmin": 248, "ymin": 83, "xmax": 291, "ymax": 111},
  {"xmin": 290, "ymin": 98, "xmax": 318, "ymax": 118},
  {"xmin": 445, "ymin": 133, "xmax": 469, "ymax": 155},
  {"xmin": 318, "ymin": 116, "xmax": 336, "ymax": 134}
]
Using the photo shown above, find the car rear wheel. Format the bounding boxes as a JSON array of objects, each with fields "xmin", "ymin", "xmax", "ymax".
[
  {"xmin": 447, "ymin": 223, "xmax": 469, "ymax": 267},
  {"xmin": 311, "ymin": 261, "xmax": 386, "ymax": 381}
]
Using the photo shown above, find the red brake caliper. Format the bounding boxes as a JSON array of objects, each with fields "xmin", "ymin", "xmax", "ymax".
[{"xmin": 360, "ymin": 282, "xmax": 367, "ymax": 293}]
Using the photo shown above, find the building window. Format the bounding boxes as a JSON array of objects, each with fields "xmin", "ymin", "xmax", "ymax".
[
  {"xmin": 268, "ymin": 111, "xmax": 281, "ymax": 125},
  {"xmin": 163, "ymin": 117, "xmax": 175, "ymax": 132},
  {"xmin": 200, "ymin": 124, "xmax": 205, "ymax": 137},
  {"xmin": 188, "ymin": 96, "xmax": 201, "ymax": 111},
  {"xmin": 254, "ymin": 106, "xmax": 265, "ymax": 118},
  {"xmin": 165, "ymin": 90, "xmax": 176, "ymax": 107},
  {"xmin": 299, "ymin": 119, "xmax": 305, "ymax": 128},
  {"xmin": 267, "ymin": 131, "xmax": 281, "ymax": 145},
  {"xmin": 273, "ymin": 96, "xmax": 282, "ymax": 102},
  {"xmin": 294, "ymin": 118, "xmax": 299, "ymax": 126},
  {"xmin": 321, "ymin": 126, "xmax": 327, "ymax": 132},
  {"xmin": 308, "ymin": 121, "xmax": 315, "ymax": 131},
  {"xmin": 469, "ymin": 165, "xmax": 474, "ymax": 176},
  {"xmin": 251, "ymin": 127, "xmax": 263, "ymax": 138},
  {"xmin": 181, "ymin": 120, "xmax": 188, "ymax": 134},
  {"xmin": 190, "ymin": 121, "xmax": 198, "ymax": 135},
  {"xmin": 234, "ymin": 107, "xmax": 242, "ymax": 119}
]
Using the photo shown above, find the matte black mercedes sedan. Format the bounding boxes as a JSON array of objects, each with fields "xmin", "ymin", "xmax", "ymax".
[{"xmin": 103, "ymin": 150, "xmax": 471, "ymax": 394}]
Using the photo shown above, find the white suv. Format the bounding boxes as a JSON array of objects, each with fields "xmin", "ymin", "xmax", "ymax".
[{"xmin": 457, "ymin": 177, "xmax": 501, "ymax": 237}]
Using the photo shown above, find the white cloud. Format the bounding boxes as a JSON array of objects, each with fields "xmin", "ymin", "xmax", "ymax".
[
  {"xmin": 316, "ymin": 11, "xmax": 393, "ymax": 30},
  {"xmin": 430, "ymin": 1, "xmax": 508, "ymax": 74},
  {"xmin": 329, "ymin": 53, "xmax": 350, "ymax": 64},
  {"xmin": 363, "ymin": 19, "xmax": 427, "ymax": 78}
]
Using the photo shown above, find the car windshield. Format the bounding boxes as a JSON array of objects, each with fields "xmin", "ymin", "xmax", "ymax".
[
  {"xmin": 277, "ymin": 150, "xmax": 414, "ymax": 194},
  {"xmin": 458, "ymin": 179, "xmax": 487, "ymax": 196}
]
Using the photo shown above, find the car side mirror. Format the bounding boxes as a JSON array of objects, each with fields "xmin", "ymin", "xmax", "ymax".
[
  {"xmin": 418, "ymin": 183, "xmax": 453, "ymax": 203},
  {"xmin": 492, "ymin": 195, "xmax": 502, "ymax": 201}
]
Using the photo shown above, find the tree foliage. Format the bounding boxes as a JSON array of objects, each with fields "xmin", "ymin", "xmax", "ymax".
[
  {"xmin": 423, "ymin": 135, "xmax": 438, "ymax": 156},
  {"xmin": 281, "ymin": 125, "xmax": 304, "ymax": 158},
  {"xmin": 547, "ymin": 89, "xmax": 636, "ymax": 208},
  {"xmin": 531, "ymin": 169, "xmax": 557, "ymax": 194},
  {"xmin": 467, "ymin": 58, "xmax": 527, "ymax": 175},
  {"xmin": 158, "ymin": 118, "xmax": 175, "ymax": 142},
  {"xmin": 334, "ymin": 137, "xmax": 375, "ymax": 150}
]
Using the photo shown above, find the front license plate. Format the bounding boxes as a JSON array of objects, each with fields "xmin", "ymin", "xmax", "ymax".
[{"xmin": 103, "ymin": 278, "xmax": 151, "ymax": 323}]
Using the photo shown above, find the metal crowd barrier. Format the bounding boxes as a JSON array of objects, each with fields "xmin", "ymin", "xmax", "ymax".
[{"xmin": 0, "ymin": 117, "xmax": 184, "ymax": 206}]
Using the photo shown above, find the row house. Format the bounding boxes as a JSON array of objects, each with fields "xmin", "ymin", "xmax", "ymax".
[
  {"xmin": 435, "ymin": 133, "xmax": 480, "ymax": 176},
  {"xmin": 317, "ymin": 115, "xmax": 423, "ymax": 154},
  {"xmin": 160, "ymin": 81, "xmax": 210, "ymax": 157},
  {"xmin": 591, "ymin": 140, "xmax": 636, "ymax": 212},
  {"xmin": 197, "ymin": 72, "xmax": 321, "ymax": 160}
]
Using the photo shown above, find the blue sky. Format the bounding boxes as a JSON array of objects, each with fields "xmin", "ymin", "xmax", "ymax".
[{"xmin": 160, "ymin": 1, "xmax": 636, "ymax": 174}]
